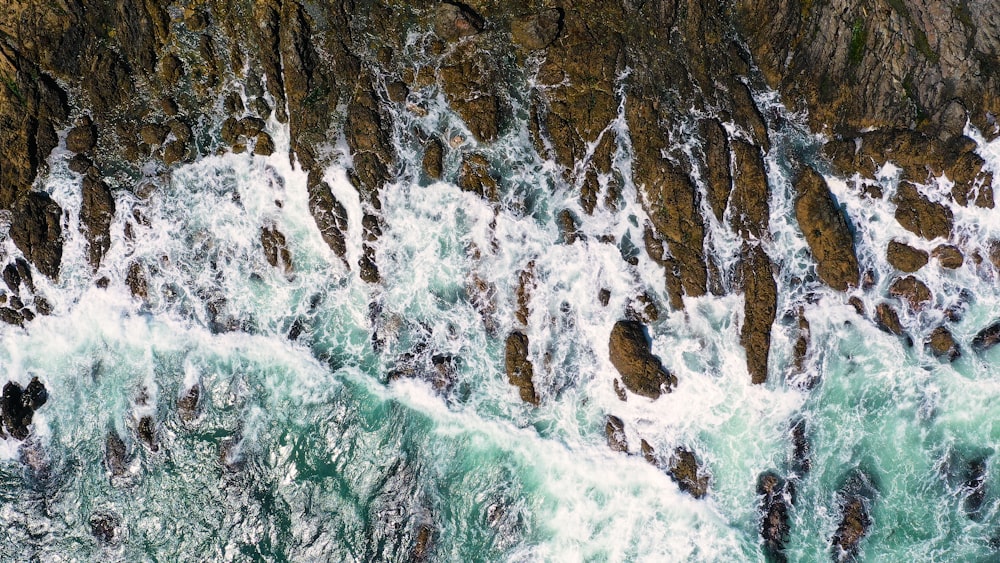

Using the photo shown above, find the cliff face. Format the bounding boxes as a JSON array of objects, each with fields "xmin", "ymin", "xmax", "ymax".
[{"xmin": 0, "ymin": 0, "xmax": 995, "ymax": 383}]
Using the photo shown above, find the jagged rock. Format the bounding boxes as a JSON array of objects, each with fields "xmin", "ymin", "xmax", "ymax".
[
  {"xmin": 10, "ymin": 192, "xmax": 63, "ymax": 279},
  {"xmin": 557, "ymin": 209, "xmax": 580, "ymax": 244},
  {"xmin": 731, "ymin": 140, "xmax": 770, "ymax": 241},
  {"xmin": 886, "ymin": 241, "xmax": 928, "ymax": 273},
  {"xmin": 163, "ymin": 141, "xmax": 187, "ymax": 165},
  {"xmin": 791, "ymin": 419, "xmax": 810, "ymax": 473},
  {"xmin": 702, "ymin": 118, "xmax": 732, "ymax": 221},
  {"xmin": 90, "ymin": 512, "xmax": 121, "ymax": 545},
  {"xmin": 137, "ymin": 415, "xmax": 157, "ymax": 452},
  {"xmin": 608, "ymin": 320, "xmax": 676, "ymax": 399},
  {"xmin": 433, "ymin": 2, "xmax": 483, "ymax": 42},
  {"xmin": 24, "ymin": 376, "xmax": 47, "ymax": 410},
  {"xmin": 467, "ymin": 272, "xmax": 499, "ymax": 336},
  {"xmin": 458, "ymin": 154, "xmax": 498, "ymax": 201},
  {"xmin": 758, "ymin": 472, "xmax": 793, "ymax": 562},
  {"xmin": 794, "ymin": 168, "xmax": 859, "ymax": 290},
  {"xmin": 439, "ymin": 41, "xmax": 504, "ymax": 143},
  {"xmin": 927, "ymin": 326, "xmax": 960, "ymax": 361},
  {"xmin": 511, "ymin": 9, "xmax": 563, "ymax": 51},
  {"xmin": 66, "ymin": 121, "xmax": 97, "ymax": 153},
  {"xmin": 386, "ymin": 81, "xmax": 408, "ymax": 103},
  {"xmin": 177, "ymin": 385, "xmax": 200, "ymax": 423},
  {"xmin": 514, "ymin": 262, "xmax": 535, "ymax": 326},
  {"xmin": 307, "ymin": 180, "xmax": 349, "ymax": 262},
  {"xmin": 598, "ymin": 288, "xmax": 611, "ymax": 307},
  {"xmin": 1, "ymin": 381, "xmax": 33, "ymax": 440},
  {"xmin": 613, "ymin": 378, "xmax": 626, "ymax": 401},
  {"xmin": 889, "ymin": 275, "xmax": 931, "ymax": 310},
  {"xmin": 0, "ymin": 307, "xmax": 24, "ymax": 327},
  {"xmin": 832, "ymin": 496, "xmax": 870, "ymax": 561},
  {"xmin": 504, "ymin": 331, "xmax": 538, "ymax": 405},
  {"xmin": 874, "ymin": 302, "xmax": 904, "ymax": 335},
  {"xmin": 105, "ymin": 431, "xmax": 127, "ymax": 477},
  {"xmin": 667, "ymin": 447, "xmax": 709, "ymax": 498},
  {"xmin": 126, "ymin": 261, "xmax": 148, "ymax": 299},
  {"xmin": 893, "ymin": 183, "xmax": 953, "ymax": 240},
  {"xmin": 739, "ymin": 244, "xmax": 777, "ymax": 384},
  {"xmin": 932, "ymin": 245, "xmax": 964, "ymax": 269},
  {"xmin": 81, "ymin": 175, "xmax": 115, "ymax": 270},
  {"xmin": 422, "ymin": 139, "xmax": 444, "ymax": 179},
  {"xmin": 260, "ymin": 225, "xmax": 292, "ymax": 273},
  {"xmin": 139, "ymin": 122, "xmax": 169, "ymax": 146},
  {"xmin": 605, "ymin": 415, "xmax": 627, "ymax": 453},
  {"xmin": 973, "ymin": 322, "xmax": 1000, "ymax": 352}
]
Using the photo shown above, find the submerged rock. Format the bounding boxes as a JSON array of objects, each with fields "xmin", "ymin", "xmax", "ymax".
[
  {"xmin": 794, "ymin": 168, "xmax": 860, "ymax": 290},
  {"xmin": 667, "ymin": 447, "xmax": 710, "ymax": 498},
  {"xmin": 504, "ymin": 331, "xmax": 538, "ymax": 405},
  {"xmin": 105, "ymin": 431, "xmax": 128, "ymax": 477},
  {"xmin": 927, "ymin": 326, "xmax": 960, "ymax": 362},
  {"xmin": 963, "ymin": 456, "xmax": 988, "ymax": 520},
  {"xmin": 886, "ymin": 240, "xmax": 928, "ymax": 273},
  {"xmin": 758, "ymin": 472, "xmax": 794, "ymax": 562},
  {"xmin": 608, "ymin": 320, "xmax": 676, "ymax": 399},
  {"xmin": 137, "ymin": 415, "xmax": 158, "ymax": 452},
  {"xmin": 605, "ymin": 415, "xmax": 627, "ymax": 453},
  {"xmin": 973, "ymin": 322, "xmax": 1000, "ymax": 352},
  {"xmin": 888, "ymin": 276, "xmax": 931, "ymax": 310},
  {"xmin": 177, "ymin": 385, "xmax": 200, "ymax": 423},
  {"xmin": 831, "ymin": 496, "xmax": 871, "ymax": 561},
  {"xmin": 260, "ymin": 225, "xmax": 293, "ymax": 273},
  {"xmin": 90, "ymin": 511, "xmax": 121, "ymax": 545}
]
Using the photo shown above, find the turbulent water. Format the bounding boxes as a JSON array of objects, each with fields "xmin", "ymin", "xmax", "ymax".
[{"xmin": 3, "ymin": 69, "xmax": 1000, "ymax": 562}]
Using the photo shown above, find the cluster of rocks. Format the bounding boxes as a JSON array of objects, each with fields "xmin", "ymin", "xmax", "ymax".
[
  {"xmin": 604, "ymin": 415, "xmax": 710, "ymax": 499},
  {"xmin": 0, "ymin": 377, "xmax": 47, "ymax": 440}
]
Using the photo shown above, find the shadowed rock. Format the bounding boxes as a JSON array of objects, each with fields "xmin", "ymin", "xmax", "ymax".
[
  {"xmin": 758, "ymin": 471, "xmax": 794, "ymax": 562},
  {"xmin": 105, "ymin": 431, "xmax": 127, "ymax": 477},
  {"xmin": 973, "ymin": 322, "xmax": 1000, "ymax": 352},
  {"xmin": 608, "ymin": 320, "xmax": 676, "ymax": 399},
  {"xmin": 10, "ymin": 192, "xmax": 63, "ymax": 279},
  {"xmin": 504, "ymin": 331, "xmax": 538, "ymax": 405},
  {"xmin": 927, "ymin": 326, "xmax": 960, "ymax": 361},
  {"xmin": 605, "ymin": 415, "xmax": 627, "ymax": 453},
  {"xmin": 794, "ymin": 168, "xmax": 859, "ymax": 290},
  {"xmin": 893, "ymin": 183, "xmax": 952, "ymax": 240}
]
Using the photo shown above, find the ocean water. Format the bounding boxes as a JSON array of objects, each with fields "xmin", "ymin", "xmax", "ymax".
[{"xmin": 2, "ymin": 74, "xmax": 1000, "ymax": 562}]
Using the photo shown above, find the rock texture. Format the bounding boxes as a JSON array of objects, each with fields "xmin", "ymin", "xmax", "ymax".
[
  {"xmin": 794, "ymin": 168, "xmax": 859, "ymax": 290},
  {"xmin": 504, "ymin": 331, "xmax": 538, "ymax": 405},
  {"xmin": 608, "ymin": 320, "xmax": 676, "ymax": 399}
]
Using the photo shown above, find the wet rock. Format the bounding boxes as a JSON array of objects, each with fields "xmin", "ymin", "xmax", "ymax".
[
  {"xmin": 177, "ymin": 385, "xmax": 200, "ymax": 423},
  {"xmin": 613, "ymin": 378, "xmax": 627, "ymax": 401},
  {"xmin": 927, "ymin": 326, "xmax": 960, "ymax": 362},
  {"xmin": 740, "ymin": 244, "xmax": 777, "ymax": 384},
  {"xmin": 932, "ymin": 245, "xmax": 964, "ymax": 269},
  {"xmin": 608, "ymin": 320, "xmax": 676, "ymax": 399},
  {"xmin": 831, "ymin": 496, "xmax": 871, "ymax": 561},
  {"xmin": 0, "ymin": 307, "xmax": 24, "ymax": 327},
  {"xmin": 439, "ymin": 41, "xmax": 504, "ymax": 143},
  {"xmin": 126, "ymin": 261, "xmax": 148, "ymax": 299},
  {"xmin": 1, "ymin": 381, "xmax": 33, "ymax": 440},
  {"xmin": 458, "ymin": 153, "xmax": 498, "ymax": 201},
  {"xmin": 260, "ymin": 225, "xmax": 292, "ymax": 273},
  {"xmin": 514, "ymin": 263, "xmax": 535, "ymax": 326},
  {"xmin": 89, "ymin": 511, "xmax": 121, "ymax": 545},
  {"xmin": 24, "ymin": 377, "xmax": 47, "ymax": 410},
  {"xmin": 963, "ymin": 456, "xmax": 988, "ymax": 520},
  {"xmin": 972, "ymin": 322, "xmax": 1000, "ymax": 352},
  {"xmin": 598, "ymin": 288, "xmax": 611, "ymax": 307},
  {"xmin": 874, "ymin": 302, "xmax": 905, "ymax": 336},
  {"xmin": 511, "ymin": 9, "xmax": 563, "ymax": 51},
  {"xmin": 504, "ymin": 331, "xmax": 539, "ymax": 405},
  {"xmin": 557, "ymin": 209, "xmax": 580, "ymax": 244},
  {"xmin": 307, "ymin": 180, "xmax": 350, "ymax": 263},
  {"xmin": 605, "ymin": 415, "xmax": 627, "ymax": 453},
  {"xmin": 66, "ymin": 121, "xmax": 96, "ymax": 153},
  {"xmin": 886, "ymin": 241, "xmax": 928, "ymax": 273},
  {"xmin": 137, "ymin": 415, "xmax": 158, "ymax": 452},
  {"xmin": 139, "ymin": 122, "xmax": 170, "ymax": 146},
  {"xmin": 893, "ymin": 183, "xmax": 953, "ymax": 240},
  {"xmin": 163, "ymin": 141, "xmax": 188, "ymax": 165},
  {"xmin": 386, "ymin": 81, "xmax": 409, "ymax": 103},
  {"xmin": 412, "ymin": 523, "xmax": 434, "ymax": 562},
  {"xmin": 794, "ymin": 168, "xmax": 859, "ymax": 290},
  {"xmin": 3, "ymin": 263, "xmax": 22, "ymax": 294},
  {"xmin": 731, "ymin": 140, "xmax": 770, "ymax": 241},
  {"xmin": 758, "ymin": 472, "xmax": 793, "ymax": 562},
  {"xmin": 467, "ymin": 273, "xmax": 499, "ymax": 336},
  {"xmin": 105, "ymin": 431, "xmax": 128, "ymax": 477},
  {"xmin": 791, "ymin": 419, "xmax": 810, "ymax": 474},
  {"xmin": 702, "ymin": 118, "xmax": 732, "ymax": 221},
  {"xmin": 422, "ymin": 139, "xmax": 443, "ymax": 179},
  {"xmin": 253, "ymin": 132, "xmax": 274, "ymax": 156},
  {"xmin": 667, "ymin": 447, "xmax": 709, "ymax": 498},
  {"xmin": 433, "ymin": 2, "xmax": 483, "ymax": 42},
  {"xmin": 889, "ymin": 275, "xmax": 932, "ymax": 310},
  {"xmin": 81, "ymin": 175, "xmax": 115, "ymax": 270},
  {"xmin": 10, "ymin": 192, "xmax": 63, "ymax": 279}
]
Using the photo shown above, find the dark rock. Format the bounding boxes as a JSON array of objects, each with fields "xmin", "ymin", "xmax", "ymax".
[
  {"xmin": 10, "ymin": 192, "xmax": 63, "ymax": 279},
  {"xmin": 177, "ymin": 385, "xmax": 200, "ymax": 423},
  {"xmin": 68, "ymin": 154, "xmax": 93, "ymax": 174},
  {"xmin": 963, "ymin": 456, "xmax": 988, "ymax": 520},
  {"xmin": 831, "ymin": 496, "xmax": 870, "ymax": 561},
  {"xmin": 667, "ymin": 447, "xmax": 710, "ymax": 498},
  {"xmin": 80, "ymin": 175, "xmax": 115, "ymax": 270},
  {"xmin": 893, "ymin": 183, "xmax": 953, "ymax": 240},
  {"xmin": 105, "ymin": 431, "xmax": 127, "ymax": 477},
  {"xmin": 3, "ymin": 263, "xmax": 21, "ymax": 294},
  {"xmin": 605, "ymin": 415, "xmax": 627, "ymax": 453},
  {"xmin": 89, "ymin": 511, "xmax": 120, "ymax": 545},
  {"xmin": 139, "ymin": 122, "xmax": 170, "ymax": 146},
  {"xmin": 740, "ymin": 244, "xmax": 777, "ymax": 384},
  {"xmin": 433, "ymin": 2, "xmax": 483, "ymax": 42},
  {"xmin": 702, "ymin": 118, "xmax": 732, "ymax": 221},
  {"xmin": 608, "ymin": 320, "xmax": 676, "ymax": 399},
  {"xmin": 889, "ymin": 275, "xmax": 932, "ymax": 310},
  {"xmin": 514, "ymin": 263, "xmax": 535, "ymax": 326},
  {"xmin": 731, "ymin": 140, "xmax": 770, "ymax": 241},
  {"xmin": 34, "ymin": 296, "xmax": 52, "ymax": 315},
  {"xmin": 0, "ymin": 307, "xmax": 24, "ymax": 327},
  {"xmin": 758, "ymin": 472, "xmax": 793, "ymax": 562},
  {"xmin": 791, "ymin": 419, "xmax": 810, "ymax": 474},
  {"xmin": 1, "ymin": 382, "xmax": 33, "ymax": 440},
  {"xmin": 308, "ymin": 181, "xmax": 350, "ymax": 263},
  {"xmin": 163, "ymin": 141, "xmax": 187, "ymax": 165},
  {"xmin": 598, "ymin": 288, "xmax": 611, "ymax": 307},
  {"xmin": 927, "ymin": 326, "xmax": 960, "ymax": 361},
  {"xmin": 932, "ymin": 245, "xmax": 964, "ymax": 269},
  {"xmin": 874, "ymin": 302, "xmax": 905, "ymax": 336},
  {"xmin": 973, "ymin": 322, "xmax": 1000, "ymax": 352},
  {"xmin": 511, "ymin": 9, "xmax": 563, "ymax": 51},
  {"xmin": 66, "ymin": 123, "xmax": 96, "ymax": 153},
  {"xmin": 137, "ymin": 415, "xmax": 158, "ymax": 452},
  {"xmin": 613, "ymin": 378, "xmax": 627, "ymax": 401},
  {"xmin": 886, "ymin": 241, "xmax": 928, "ymax": 273},
  {"xmin": 24, "ymin": 377, "xmax": 47, "ymax": 410},
  {"xmin": 504, "ymin": 331, "xmax": 539, "ymax": 405},
  {"xmin": 260, "ymin": 225, "xmax": 292, "ymax": 273},
  {"xmin": 557, "ymin": 209, "xmax": 580, "ymax": 244},
  {"xmin": 458, "ymin": 153, "xmax": 498, "ymax": 201},
  {"xmin": 422, "ymin": 139, "xmax": 443, "ymax": 179},
  {"xmin": 794, "ymin": 168, "xmax": 859, "ymax": 290}
]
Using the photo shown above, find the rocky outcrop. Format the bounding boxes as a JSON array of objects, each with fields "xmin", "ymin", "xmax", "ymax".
[
  {"xmin": 875, "ymin": 303, "xmax": 905, "ymax": 337},
  {"xmin": 605, "ymin": 415, "xmax": 627, "ymax": 453},
  {"xmin": 667, "ymin": 447, "xmax": 710, "ymax": 499},
  {"xmin": 932, "ymin": 245, "xmax": 964, "ymax": 269},
  {"xmin": 927, "ymin": 326, "xmax": 960, "ymax": 362},
  {"xmin": 504, "ymin": 331, "xmax": 538, "ymax": 405},
  {"xmin": 893, "ymin": 183, "xmax": 953, "ymax": 241},
  {"xmin": 80, "ymin": 174, "xmax": 115, "ymax": 270},
  {"xmin": 608, "ymin": 320, "xmax": 676, "ymax": 399},
  {"xmin": 973, "ymin": 322, "xmax": 1000, "ymax": 352},
  {"xmin": 1, "ymin": 377, "xmax": 47, "ymax": 440},
  {"xmin": 758, "ymin": 472, "xmax": 793, "ymax": 562},
  {"xmin": 794, "ymin": 168, "xmax": 859, "ymax": 290},
  {"xmin": 832, "ymin": 496, "xmax": 871, "ymax": 561},
  {"xmin": 10, "ymin": 192, "xmax": 62, "ymax": 280},
  {"xmin": 260, "ymin": 225, "xmax": 292, "ymax": 274},
  {"xmin": 889, "ymin": 275, "xmax": 932, "ymax": 310},
  {"xmin": 739, "ymin": 244, "xmax": 777, "ymax": 384},
  {"xmin": 886, "ymin": 241, "xmax": 928, "ymax": 273}
]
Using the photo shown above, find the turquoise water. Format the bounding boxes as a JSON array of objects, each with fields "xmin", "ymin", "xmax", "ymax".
[{"xmin": 1, "ymin": 81, "xmax": 1000, "ymax": 561}]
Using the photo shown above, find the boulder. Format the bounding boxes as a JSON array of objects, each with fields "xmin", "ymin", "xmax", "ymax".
[
  {"xmin": 667, "ymin": 447, "xmax": 709, "ymax": 498},
  {"xmin": 893, "ymin": 183, "xmax": 953, "ymax": 240},
  {"xmin": 758, "ymin": 472, "xmax": 793, "ymax": 562},
  {"xmin": 504, "ymin": 331, "xmax": 539, "ymax": 405},
  {"xmin": 926, "ymin": 326, "xmax": 960, "ymax": 361},
  {"xmin": 972, "ymin": 322, "xmax": 1000, "ymax": 352},
  {"xmin": 105, "ymin": 431, "xmax": 128, "ymax": 477},
  {"xmin": 80, "ymin": 175, "xmax": 115, "ymax": 270},
  {"xmin": 886, "ymin": 241, "xmax": 927, "ymax": 273},
  {"xmin": 605, "ymin": 415, "xmax": 627, "ymax": 453},
  {"xmin": 422, "ymin": 139, "xmax": 443, "ymax": 179},
  {"xmin": 608, "ymin": 320, "xmax": 676, "ymax": 399},
  {"xmin": 1, "ymin": 381, "xmax": 33, "ymax": 440},
  {"xmin": 932, "ymin": 245, "xmax": 964, "ymax": 269},
  {"xmin": 794, "ymin": 168, "xmax": 859, "ymax": 290},
  {"xmin": 874, "ymin": 302, "xmax": 904, "ymax": 336},
  {"xmin": 260, "ymin": 225, "xmax": 293, "ymax": 273},
  {"xmin": 888, "ymin": 276, "xmax": 931, "ymax": 310},
  {"xmin": 66, "ymin": 121, "xmax": 97, "ymax": 153},
  {"xmin": 10, "ymin": 192, "xmax": 63, "ymax": 279}
]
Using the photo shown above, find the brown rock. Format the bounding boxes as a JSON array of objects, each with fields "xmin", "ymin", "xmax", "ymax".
[
  {"xmin": 307, "ymin": 180, "xmax": 350, "ymax": 262},
  {"xmin": 927, "ymin": 326, "xmax": 960, "ymax": 361},
  {"xmin": 423, "ymin": 139, "xmax": 443, "ymax": 180},
  {"xmin": 10, "ymin": 192, "xmax": 62, "ymax": 280},
  {"xmin": 139, "ymin": 123, "xmax": 170, "ymax": 146},
  {"xmin": 605, "ymin": 415, "xmax": 627, "ymax": 453},
  {"xmin": 80, "ymin": 175, "xmax": 115, "ymax": 270},
  {"xmin": 667, "ymin": 447, "xmax": 709, "ymax": 499},
  {"xmin": 557, "ymin": 209, "xmax": 580, "ymax": 244},
  {"xmin": 886, "ymin": 241, "xmax": 928, "ymax": 273},
  {"xmin": 757, "ymin": 472, "xmax": 792, "ymax": 560},
  {"xmin": 608, "ymin": 320, "xmax": 676, "ymax": 399},
  {"xmin": 893, "ymin": 183, "xmax": 953, "ymax": 240},
  {"xmin": 66, "ymin": 122, "xmax": 97, "ymax": 153},
  {"xmin": 739, "ymin": 244, "xmax": 777, "ymax": 384},
  {"xmin": 504, "ymin": 331, "xmax": 539, "ymax": 405},
  {"xmin": 831, "ymin": 497, "xmax": 870, "ymax": 561},
  {"xmin": 889, "ymin": 276, "xmax": 931, "ymax": 310},
  {"xmin": 932, "ymin": 245, "xmax": 963, "ymax": 269},
  {"xmin": 702, "ymin": 118, "xmax": 732, "ymax": 221},
  {"xmin": 874, "ymin": 302, "xmax": 904, "ymax": 336},
  {"xmin": 458, "ymin": 153, "xmax": 498, "ymax": 201},
  {"xmin": 794, "ymin": 168, "xmax": 859, "ymax": 290},
  {"xmin": 731, "ymin": 140, "xmax": 770, "ymax": 241},
  {"xmin": 511, "ymin": 9, "xmax": 563, "ymax": 51},
  {"xmin": 126, "ymin": 261, "xmax": 148, "ymax": 299},
  {"xmin": 254, "ymin": 132, "xmax": 275, "ymax": 156},
  {"xmin": 162, "ymin": 141, "xmax": 187, "ymax": 165},
  {"xmin": 433, "ymin": 3, "xmax": 482, "ymax": 42},
  {"xmin": 438, "ymin": 41, "xmax": 505, "ymax": 143},
  {"xmin": 260, "ymin": 225, "xmax": 292, "ymax": 273}
]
